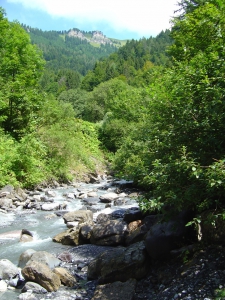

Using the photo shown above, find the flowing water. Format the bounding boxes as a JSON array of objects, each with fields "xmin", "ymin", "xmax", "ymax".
[{"xmin": 0, "ymin": 179, "xmax": 138, "ymax": 299}]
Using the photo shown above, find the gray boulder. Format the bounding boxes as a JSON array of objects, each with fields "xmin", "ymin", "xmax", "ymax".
[
  {"xmin": 0, "ymin": 259, "xmax": 20, "ymax": 280},
  {"xmin": 26, "ymin": 251, "xmax": 61, "ymax": 269},
  {"xmin": 21, "ymin": 281, "xmax": 47, "ymax": 294},
  {"xmin": 63, "ymin": 210, "xmax": 93, "ymax": 224},
  {"xmin": 18, "ymin": 249, "xmax": 36, "ymax": 268},
  {"xmin": 145, "ymin": 212, "xmax": 193, "ymax": 259},
  {"xmin": 92, "ymin": 279, "xmax": 137, "ymax": 300},
  {"xmin": 87, "ymin": 241, "xmax": 149, "ymax": 284},
  {"xmin": 99, "ymin": 192, "xmax": 119, "ymax": 203},
  {"xmin": 90, "ymin": 219, "xmax": 128, "ymax": 246},
  {"xmin": 41, "ymin": 203, "xmax": 60, "ymax": 211}
]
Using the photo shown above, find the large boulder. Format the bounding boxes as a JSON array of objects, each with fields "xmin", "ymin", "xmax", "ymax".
[
  {"xmin": 53, "ymin": 227, "xmax": 80, "ymax": 245},
  {"xmin": 22, "ymin": 261, "xmax": 61, "ymax": 292},
  {"xmin": 99, "ymin": 192, "xmax": 119, "ymax": 203},
  {"xmin": 21, "ymin": 281, "xmax": 47, "ymax": 294},
  {"xmin": 90, "ymin": 219, "xmax": 128, "ymax": 246},
  {"xmin": 53, "ymin": 267, "xmax": 76, "ymax": 287},
  {"xmin": 87, "ymin": 241, "xmax": 149, "ymax": 284},
  {"xmin": 145, "ymin": 211, "xmax": 193, "ymax": 259},
  {"xmin": 92, "ymin": 279, "xmax": 137, "ymax": 300},
  {"xmin": 63, "ymin": 210, "xmax": 93, "ymax": 224},
  {"xmin": 26, "ymin": 251, "xmax": 61, "ymax": 269},
  {"xmin": 0, "ymin": 259, "xmax": 20, "ymax": 280},
  {"xmin": 18, "ymin": 249, "xmax": 36, "ymax": 268}
]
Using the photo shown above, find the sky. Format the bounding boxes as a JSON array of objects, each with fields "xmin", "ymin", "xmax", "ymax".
[{"xmin": 1, "ymin": 0, "xmax": 179, "ymax": 40}]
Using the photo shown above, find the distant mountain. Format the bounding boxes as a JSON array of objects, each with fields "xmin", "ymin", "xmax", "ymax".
[{"xmin": 22, "ymin": 25, "xmax": 120, "ymax": 76}]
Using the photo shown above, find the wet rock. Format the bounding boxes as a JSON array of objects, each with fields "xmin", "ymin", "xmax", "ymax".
[
  {"xmin": 99, "ymin": 192, "xmax": 119, "ymax": 203},
  {"xmin": 87, "ymin": 241, "xmax": 149, "ymax": 284},
  {"xmin": 63, "ymin": 210, "xmax": 93, "ymax": 224},
  {"xmin": 27, "ymin": 251, "xmax": 61, "ymax": 269},
  {"xmin": 92, "ymin": 278, "xmax": 137, "ymax": 300},
  {"xmin": 57, "ymin": 251, "xmax": 73, "ymax": 263},
  {"xmin": 19, "ymin": 291, "xmax": 38, "ymax": 300},
  {"xmin": 41, "ymin": 203, "xmax": 60, "ymax": 211},
  {"xmin": 0, "ymin": 259, "xmax": 20, "ymax": 280},
  {"xmin": 96, "ymin": 213, "xmax": 112, "ymax": 224},
  {"xmin": 0, "ymin": 198, "xmax": 13, "ymax": 209},
  {"xmin": 18, "ymin": 249, "xmax": 36, "ymax": 268},
  {"xmin": 80, "ymin": 224, "xmax": 93, "ymax": 242},
  {"xmin": 20, "ymin": 229, "xmax": 33, "ymax": 243},
  {"xmin": 53, "ymin": 227, "xmax": 80, "ymax": 245},
  {"xmin": 83, "ymin": 198, "xmax": 100, "ymax": 206},
  {"xmin": 123, "ymin": 207, "xmax": 144, "ymax": 223},
  {"xmin": 90, "ymin": 219, "xmax": 128, "ymax": 246},
  {"xmin": 53, "ymin": 267, "xmax": 76, "ymax": 287},
  {"xmin": 66, "ymin": 192, "xmax": 75, "ymax": 199},
  {"xmin": 114, "ymin": 198, "xmax": 127, "ymax": 206},
  {"xmin": 22, "ymin": 261, "xmax": 61, "ymax": 292},
  {"xmin": 45, "ymin": 190, "xmax": 56, "ymax": 197},
  {"xmin": 87, "ymin": 191, "xmax": 98, "ymax": 198},
  {"xmin": 21, "ymin": 281, "xmax": 47, "ymax": 294},
  {"xmin": 0, "ymin": 280, "xmax": 7, "ymax": 292}
]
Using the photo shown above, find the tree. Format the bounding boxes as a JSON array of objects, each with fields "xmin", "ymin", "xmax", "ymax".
[
  {"xmin": 113, "ymin": 1, "xmax": 225, "ymax": 214},
  {"xmin": 0, "ymin": 9, "xmax": 45, "ymax": 139}
]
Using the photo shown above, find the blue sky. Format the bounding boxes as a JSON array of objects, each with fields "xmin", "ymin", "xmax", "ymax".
[{"xmin": 1, "ymin": 0, "xmax": 178, "ymax": 40}]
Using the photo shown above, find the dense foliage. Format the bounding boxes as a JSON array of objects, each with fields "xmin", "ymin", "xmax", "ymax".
[
  {"xmin": 113, "ymin": 0, "xmax": 225, "ymax": 214},
  {"xmin": 0, "ymin": 8, "xmax": 104, "ymax": 188}
]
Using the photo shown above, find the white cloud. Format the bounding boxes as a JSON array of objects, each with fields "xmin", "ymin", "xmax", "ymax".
[{"xmin": 8, "ymin": 0, "xmax": 178, "ymax": 36}]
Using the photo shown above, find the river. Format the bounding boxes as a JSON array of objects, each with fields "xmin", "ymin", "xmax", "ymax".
[{"xmin": 0, "ymin": 178, "xmax": 139, "ymax": 299}]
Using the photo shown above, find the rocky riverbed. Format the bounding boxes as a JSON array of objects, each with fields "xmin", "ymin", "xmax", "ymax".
[{"xmin": 0, "ymin": 177, "xmax": 224, "ymax": 300}]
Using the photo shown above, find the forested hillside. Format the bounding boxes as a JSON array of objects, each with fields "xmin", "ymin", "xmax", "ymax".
[
  {"xmin": 1, "ymin": 0, "xmax": 225, "ymax": 223},
  {"xmin": 23, "ymin": 25, "xmax": 118, "ymax": 75}
]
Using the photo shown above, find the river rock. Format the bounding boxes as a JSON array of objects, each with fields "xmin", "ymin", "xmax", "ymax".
[
  {"xmin": 0, "ymin": 280, "xmax": 7, "ymax": 292},
  {"xmin": 63, "ymin": 210, "xmax": 93, "ymax": 224},
  {"xmin": 95, "ymin": 213, "xmax": 112, "ymax": 224},
  {"xmin": 45, "ymin": 190, "xmax": 56, "ymax": 197},
  {"xmin": 83, "ymin": 198, "xmax": 100, "ymax": 206},
  {"xmin": 26, "ymin": 251, "xmax": 61, "ymax": 269},
  {"xmin": 20, "ymin": 229, "xmax": 33, "ymax": 243},
  {"xmin": 0, "ymin": 259, "xmax": 20, "ymax": 280},
  {"xmin": 41, "ymin": 203, "xmax": 60, "ymax": 211},
  {"xmin": 53, "ymin": 267, "xmax": 76, "ymax": 287},
  {"xmin": 19, "ymin": 291, "xmax": 37, "ymax": 300},
  {"xmin": 18, "ymin": 249, "xmax": 36, "ymax": 268},
  {"xmin": 92, "ymin": 278, "xmax": 137, "ymax": 300},
  {"xmin": 57, "ymin": 251, "xmax": 73, "ymax": 263},
  {"xmin": 99, "ymin": 192, "xmax": 119, "ymax": 203},
  {"xmin": 21, "ymin": 281, "xmax": 47, "ymax": 294},
  {"xmin": 0, "ymin": 198, "xmax": 13, "ymax": 209},
  {"xmin": 87, "ymin": 241, "xmax": 149, "ymax": 284},
  {"xmin": 22, "ymin": 261, "xmax": 61, "ymax": 292},
  {"xmin": 53, "ymin": 227, "xmax": 80, "ymax": 245},
  {"xmin": 87, "ymin": 191, "xmax": 98, "ymax": 198},
  {"xmin": 123, "ymin": 207, "xmax": 144, "ymax": 223},
  {"xmin": 79, "ymin": 224, "xmax": 93, "ymax": 242},
  {"xmin": 90, "ymin": 219, "xmax": 128, "ymax": 246}
]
